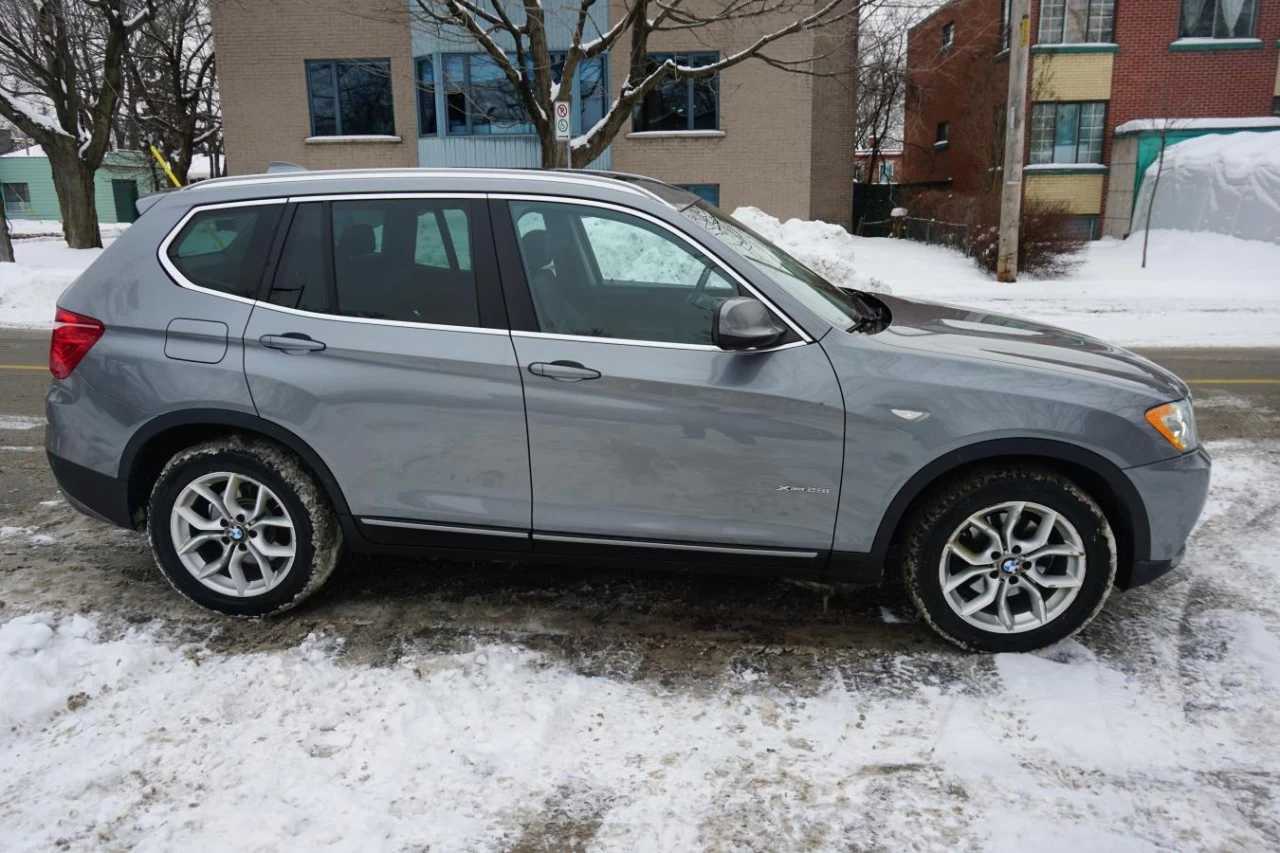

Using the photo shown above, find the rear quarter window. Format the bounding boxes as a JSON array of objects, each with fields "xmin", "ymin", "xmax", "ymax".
[{"xmin": 166, "ymin": 204, "xmax": 284, "ymax": 299}]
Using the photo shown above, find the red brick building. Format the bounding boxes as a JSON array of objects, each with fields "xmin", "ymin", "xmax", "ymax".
[{"xmin": 902, "ymin": 0, "xmax": 1280, "ymax": 237}]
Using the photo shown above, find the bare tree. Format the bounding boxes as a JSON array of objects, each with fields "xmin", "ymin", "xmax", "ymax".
[
  {"xmin": 408, "ymin": 0, "xmax": 871, "ymax": 169},
  {"xmin": 853, "ymin": 1, "xmax": 931, "ymax": 186},
  {"xmin": 123, "ymin": 0, "xmax": 219, "ymax": 186},
  {"xmin": 0, "ymin": 196, "xmax": 12, "ymax": 262},
  {"xmin": 1138, "ymin": 116, "xmax": 1186, "ymax": 269},
  {"xmin": 0, "ymin": 0, "xmax": 153, "ymax": 248}
]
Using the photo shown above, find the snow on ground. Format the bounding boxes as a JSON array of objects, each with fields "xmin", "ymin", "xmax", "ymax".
[
  {"xmin": 737, "ymin": 207, "xmax": 1280, "ymax": 348},
  {"xmin": 2, "ymin": 439, "xmax": 1279, "ymax": 851},
  {"xmin": 0, "ymin": 234, "xmax": 115, "ymax": 326}
]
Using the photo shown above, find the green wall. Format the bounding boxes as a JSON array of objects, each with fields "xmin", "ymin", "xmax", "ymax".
[{"xmin": 0, "ymin": 151, "xmax": 160, "ymax": 224}]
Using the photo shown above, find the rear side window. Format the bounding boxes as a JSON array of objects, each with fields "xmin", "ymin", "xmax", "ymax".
[
  {"xmin": 266, "ymin": 204, "xmax": 328, "ymax": 312},
  {"xmin": 167, "ymin": 205, "xmax": 283, "ymax": 298}
]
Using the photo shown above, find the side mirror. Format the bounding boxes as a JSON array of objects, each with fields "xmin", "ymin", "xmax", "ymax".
[{"xmin": 712, "ymin": 297, "xmax": 785, "ymax": 351}]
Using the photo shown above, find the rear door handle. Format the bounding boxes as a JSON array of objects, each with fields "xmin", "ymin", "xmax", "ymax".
[
  {"xmin": 529, "ymin": 361, "xmax": 601, "ymax": 382},
  {"xmin": 260, "ymin": 333, "xmax": 326, "ymax": 353}
]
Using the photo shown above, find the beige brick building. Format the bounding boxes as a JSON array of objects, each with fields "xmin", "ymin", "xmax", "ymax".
[{"xmin": 210, "ymin": 0, "xmax": 857, "ymax": 225}]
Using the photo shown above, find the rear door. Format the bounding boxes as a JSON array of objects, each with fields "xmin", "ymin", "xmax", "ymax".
[
  {"xmin": 493, "ymin": 196, "xmax": 845, "ymax": 561},
  {"xmin": 243, "ymin": 194, "xmax": 531, "ymax": 548}
]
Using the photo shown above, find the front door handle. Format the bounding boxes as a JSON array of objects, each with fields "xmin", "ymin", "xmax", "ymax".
[
  {"xmin": 260, "ymin": 333, "xmax": 326, "ymax": 354},
  {"xmin": 529, "ymin": 360, "xmax": 601, "ymax": 382}
]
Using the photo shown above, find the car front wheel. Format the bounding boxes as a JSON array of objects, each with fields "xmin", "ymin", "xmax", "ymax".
[
  {"xmin": 901, "ymin": 466, "xmax": 1117, "ymax": 653},
  {"xmin": 147, "ymin": 437, "xmax": 342, "ymax": 616}
]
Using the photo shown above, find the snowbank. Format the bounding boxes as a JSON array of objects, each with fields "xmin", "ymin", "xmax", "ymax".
[
  {"xmin": 0, "ymin": 237, "xmax": 107, "ymax": 326},
  {"xmin": 732, "ymin": 206, "xmax": 886, "ymax": 292},
  {"xmin": 1131, "ymin": 131, "xmax": 1280, "ymax": 244}
]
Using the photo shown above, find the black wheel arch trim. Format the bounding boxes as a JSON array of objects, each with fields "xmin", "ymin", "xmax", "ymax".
[
  {"xmin": 871, "ymin": 438, "xmax": 1152, "ymax": 563},
  {"xmin": 119, "ymin": 408, "xmax": 352, "ymax": 517}
]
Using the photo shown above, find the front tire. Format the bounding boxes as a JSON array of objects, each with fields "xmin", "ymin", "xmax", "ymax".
[
  {"xmin": 901, "ymin": 466, "xmax": 1116, "ymax": 653},
  {"xmin": 147, "ymin": 437, "xmax": 342, "ymax": 616}
]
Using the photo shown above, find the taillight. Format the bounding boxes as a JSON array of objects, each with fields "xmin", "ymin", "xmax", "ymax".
[{"xmin": 50, "ymin": 307, "xmax": 105, "ymax": 379}]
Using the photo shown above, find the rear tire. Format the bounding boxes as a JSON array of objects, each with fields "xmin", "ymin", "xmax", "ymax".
[
  {"xmin": 147, "ymin": 437, "xmax": 342, "ymax": 616},
  {"xmin": 901, "ymin": 466, "xmax": 1116, "ymax": 653}
]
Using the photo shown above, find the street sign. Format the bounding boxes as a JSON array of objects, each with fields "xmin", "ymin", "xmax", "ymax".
[{"xmin": 554, "ymin": 101, "xmax": 571, "ymax": 141}]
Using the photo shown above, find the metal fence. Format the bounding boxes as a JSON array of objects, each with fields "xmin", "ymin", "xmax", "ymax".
[{"xmin": 858, "ymin": 216, "xmax": 972, "ymax": 256}]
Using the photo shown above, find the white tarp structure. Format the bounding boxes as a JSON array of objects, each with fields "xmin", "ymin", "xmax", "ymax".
[{"xmin": 1131, "ymin": 130, "xmax": 1280, "ymax": 244}]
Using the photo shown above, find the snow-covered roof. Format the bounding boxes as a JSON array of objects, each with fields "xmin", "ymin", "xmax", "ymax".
[
  {"xmin": 1115, "ymin": 117, "xmax": 1280, "ymax": 135},
  {"xmin": 1, "ymin": 144, "xmax": 46, "ymax": 158}
]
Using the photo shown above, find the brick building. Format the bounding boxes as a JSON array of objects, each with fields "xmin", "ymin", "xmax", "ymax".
[
  {"xmin": 902, "ymin": 0, "xmax": 1280, "ymax": 238},
  {"xmin": 209, "ymin": 0, "xmax": 858, "ymax": 226}
]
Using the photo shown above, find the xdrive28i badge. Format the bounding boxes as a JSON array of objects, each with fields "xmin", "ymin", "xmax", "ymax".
[{"xmin": 776, "ymin": 486, "xmax": 831, "ymax": 494}]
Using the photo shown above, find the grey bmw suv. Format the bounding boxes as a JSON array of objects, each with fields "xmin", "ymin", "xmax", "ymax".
[{"xmin": 45, "ymin": 168, "xmax": 1209, "ymax": 652}]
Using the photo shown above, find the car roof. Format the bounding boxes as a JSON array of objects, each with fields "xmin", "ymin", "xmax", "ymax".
[{"xmin": 173, "ymin": 167, "xmax": 683, "ymax": 210}]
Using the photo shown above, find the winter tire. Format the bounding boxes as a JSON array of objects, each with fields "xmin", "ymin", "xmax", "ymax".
[
  {"xmin": 901, "ymin": 466, "xmax": 1117, "ymax": 653},
  {"xmin": 147, "ymin": 436, "xmax": 342, "ymax": 616}
]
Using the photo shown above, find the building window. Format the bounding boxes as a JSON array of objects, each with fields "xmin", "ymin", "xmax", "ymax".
[
  {"xmin": 2, "ymin": 182, "xmax": 32, "ymax": 213},
  {"xmin": 429, "ymin": 53, "xmax": 607, "ymax": 136},
  {"xmin": 1001, "ymin": 0, "xmax": 1011, "ymax": 50},
  {"xmin": 935, "ymin": 121, "xmax": 950, "ymax": 148},
  {"xmin": 1039, "ymin": 0, "xmax": 1115, "ymax": 43},
  {"xmin": 1030, "ymin": 102, "xmax": 1105, "ymax": 164},
  {"xmin": 306, "ymin": 59, "xmax": 395, "ymax": 137},
  {"xmin": 633, "ymin": 53, "xmax": 720, "ymax": 132},
  {"xmin": 879, "ymin": 160, "xmax": 895, "ymax": 183},
  {"xmin": 1274, "ymin": 96, "xmax": 1280, "ymax": 117},
  {"xmin": 941, "ymin": 22, "xmax": 955, "ymax": 51},
  {"xmin": 674, "ymin": 183, "xmax": 720, "ymax": 206},
  {"xmin": 1179, "ymin": 0, "xmax": 1257, "ymax": 39}
]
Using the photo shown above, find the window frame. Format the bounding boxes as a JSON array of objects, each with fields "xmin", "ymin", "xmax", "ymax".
[
  {"xmin": 304, "ymin": 58, "xmax": 395, "ymax": 138},
  {"xmin": 1178, "ymin": 0, "xmax": 1258, "ymax": 39},
  {"xmin": 158, "ymin": 199, "xmax": 286, "ymax": 304},
  {"xmin": 489, "ymin": 194, "xmax": 809, "ymax": 351},
  {"xmin": 1, "ymin": 181, "xmax": 32, "ymax": 213},
  {"xmin": 941, "ymin": 22, "xmax": 955, "ymax": 51},
  {"xmin": 935, "ymin": 121, "xmax": 950, "ymax": 148},
  {"xmin": 1029, "ymin": 101, "xmax": 1107, "ymax": 165},
  {"xmin": 1037, "ymin": 0, "xmax": 1116, "ymax": 44},
  {"xmin": 632, "ymin": 52, "xmax": 721, "ymax": 133}
]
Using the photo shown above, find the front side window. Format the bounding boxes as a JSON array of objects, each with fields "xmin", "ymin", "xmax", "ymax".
[
  {"xmin": 509, "ymin": 200, "xmax": 741, "ymax": 344},
  {"xmin": 306, "ymin": 59, "xmax": 394, "ymax": 137},
  {"xmin": 266, "ymin": 199, "xmax": 479, "ymax": 327},
  {"xmin": 633, "ymin": 53, "xmax": 720, "ymax": 132},
  {"xmin": 1179, "ymin": 0, "xmax": 1257, "ymax": 38},
  {"xmin": 1030, "ymin": 102, "xmax": 1105, "ymax": 164},
  {"xmin": 1039, "ymin": 0, "xmax": 1115, "ymax": 43},
  {"xmin": 167, "ymin": 205, "xmax": 283, "ymax": 299},
  {"xmin": 2, "ymin": 182, "xmax": 31, "ymax": 212}
]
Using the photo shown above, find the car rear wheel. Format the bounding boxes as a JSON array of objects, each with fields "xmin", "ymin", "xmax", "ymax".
[
  {"xmin": 147, "ymin": 437, "xmax": 342, "ymax": 616},
  {"xmin": 901, "ymin": 466, "xmax": 1117, "ymax": 652}
]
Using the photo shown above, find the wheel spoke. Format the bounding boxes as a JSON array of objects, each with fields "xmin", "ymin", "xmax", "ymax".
[
  {"xmin": 968, "ymin": 516, "xmax": 1003, "ymax": 552},
  {"xmin": 191, "ymin": 483, "xmax": 232, "ymax": 521},
  {"xmin": 253, "ymin": 539, "xmax": 295, "ymax": 559},
  {"xmin": 945, "ymin": 541, "xmax": 988, "ymax": 567},
  {"xmin": 178, "ymin": 531, "xmax": 221, "ymax": 555},
  {"xmin": 223, "ymin": 473, "xmax": 243, "ymax": 518},
  {"xmin": 176, "ymin": 505, "xmax": 222, "ymax": 532},
  {"xmin": 1016, "ymin": 509, "xmax": 1058, "ymax": 553},
  {"xmin": 227, "ymin": 549, "xmax": 250, "ymax": 596},
  {"xmin": 1001, "ymin": 502, "xmax": 1026, "ymax": 553},
  {"xmin": 1021, "ymin": 580, "xmax": 1048, "ymax": 624},
  {"xmin": 253, "ymin": 514, "xmax": 293, "ymax": 529},
  {"xmin": 996, "ymin": 579, "xmax": 1015, "ymax": 631},
  {"xmin": 246, "ymin": 541, "xmax": 276, "ymax": 589},
  {"xmin": 251, "ymin": 484, "xmax": 269, "ymax": 523},
  {"xmin": 1026, "ymin": 564, "xmax": 1084, "ymax": 589},
  {"xmin": 959, "ymin": 577, "xmax": 999, "ymax": 617},
  {"xmin": 195, "ymin": 546, "xmax": 232, "ymax": 580},
  {"xmin": 944, "ymin": 566, "xmax": 990, "ymax": 592},
  {"xmin": 1029, "ymin": 543, "xmax": 1084, "ymax": 560}
]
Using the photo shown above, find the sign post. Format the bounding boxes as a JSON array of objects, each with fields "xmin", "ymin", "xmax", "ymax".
[{"xmin": 554, "ymin": 100, "xmax": 572, "ymax": 169}]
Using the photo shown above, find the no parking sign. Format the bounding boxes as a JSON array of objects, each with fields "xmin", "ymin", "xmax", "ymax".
[{"xmin": 554, "ymin": 101, "xmax": 571, "ymax": 141}]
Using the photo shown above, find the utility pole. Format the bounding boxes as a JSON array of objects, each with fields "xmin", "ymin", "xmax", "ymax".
[{"xmin": 996, "ymin": 0, "xmax": 1031, "ymax": 282}]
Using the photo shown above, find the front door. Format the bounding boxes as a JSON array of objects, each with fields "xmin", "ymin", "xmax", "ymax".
[
  {"xmin": 243, "ymin": 195, "xmax": 531, "ymax": 547},
  {"xmin": 494, "ymin": 197, "xmax": 845, "ymax": 557},
  {"xmin": 112, "ymin": 179, "xmax": 139, "ymax": 223}
]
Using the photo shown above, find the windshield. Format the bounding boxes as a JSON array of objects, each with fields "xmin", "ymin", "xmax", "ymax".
[{"xmin": 679, "ymin": 203, "xmax": 866, "ymax": 329}]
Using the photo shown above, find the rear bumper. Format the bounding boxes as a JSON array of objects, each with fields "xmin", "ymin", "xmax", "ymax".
[
  {"xmin": 1119, "ymin": 446, "xmax": 1210, "ymax": 589},
  {"xmin": 47, "ymin": 452, "xmax": 135, "ymax": 529}
]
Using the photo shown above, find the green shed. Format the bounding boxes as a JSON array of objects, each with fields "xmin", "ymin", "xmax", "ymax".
[{"xmin": 0, "ymin": 146, "xmax": 161, "ymax": 225}]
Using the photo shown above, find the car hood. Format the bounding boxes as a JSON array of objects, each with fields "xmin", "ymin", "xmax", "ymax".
[{"xmin": 869, "ymin": 294, "xmax": 1189, "ymax": 400}]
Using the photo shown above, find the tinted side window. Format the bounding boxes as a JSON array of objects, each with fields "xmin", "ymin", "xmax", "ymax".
[
  {"xmin": 332, "ymin": 198, "xmax": 479, "ymax": 326},
  {"xmin": 267, "ymin": 203, "xmax": 329, "ymax": 312},
  {"xmin": 167, "ymin": 205, "xmax": 283, "ymax": 298},
  {"xmin": 509, "ymin": 200, "xmax": 742, "ymax": 345}
]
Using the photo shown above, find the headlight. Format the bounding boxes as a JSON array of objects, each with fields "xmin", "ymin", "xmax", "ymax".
[{"xmin": 1145, "ymin": 399, "xmax": 1197, "ymax": 452}]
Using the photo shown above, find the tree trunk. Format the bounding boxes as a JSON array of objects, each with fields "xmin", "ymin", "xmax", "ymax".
[
  {"xmin": 46, "ymin": 144, "xmax": 102, "ymax": 249},
  {"xmin": 0, "ymin": 201, "xmax": 13, "ymax": 263},
  {"xmin": 1141, "ymin": 136, "xmax": 1166, "ymax": 270},
  {"xmin": 540, "ymin": 131, "xmax": 571, "ymax": 169}
]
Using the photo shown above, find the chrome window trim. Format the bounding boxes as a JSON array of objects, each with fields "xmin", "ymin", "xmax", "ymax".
[
  {"xmin": 157, "ymin": 197, "xmax": 289, "ymax": 308},
  {"xmin": 361, "ymin": 518, "xmax": 528, "ymax": 538},
  {"xmin": 288, "ymin": 192, "xmax": 486, "ymax": 203},
  {"xmin": 511, "ymin": 329, "xmax": 806, "ymax": 353},
  {"xmin": 533, "ymin": 532, "xmax": 818, "ymax": 559},
  {"xmin": 252, "ymin": 300, "xmax": 510, "ymax": 335},
  {"xmin": 185, "ymin": 168, "xmax": 650, "ymax": 198}
]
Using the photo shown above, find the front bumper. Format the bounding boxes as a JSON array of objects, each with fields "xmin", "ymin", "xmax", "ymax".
[
  {"xmin": 47, "ymin": 452, "xmax": 135, "ymax": 529},
  {"xmin": 1118, "ymin": 446, "xmax": 1211, "ymax": 589}
]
